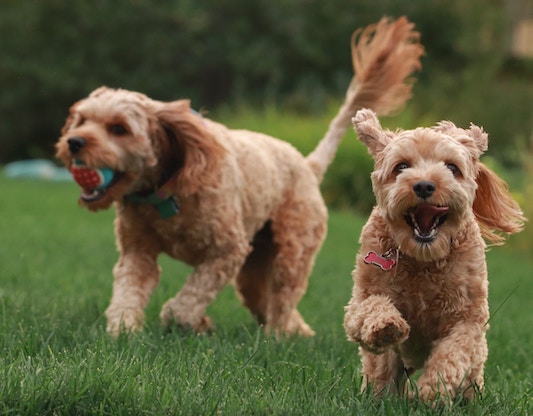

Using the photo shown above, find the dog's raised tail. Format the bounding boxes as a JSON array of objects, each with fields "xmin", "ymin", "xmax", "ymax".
[{"xmin": 307, "ymin": 17, "xmax": 424, "ymax": 181}]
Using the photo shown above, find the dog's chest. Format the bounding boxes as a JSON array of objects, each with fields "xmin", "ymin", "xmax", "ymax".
[
  {"xmin": 156, "ymin": 223, "xmax": 211, "ymax": 264},
  {"xmin": 386, "ymin": 263, "xmax": 471, "ymax": 333}
]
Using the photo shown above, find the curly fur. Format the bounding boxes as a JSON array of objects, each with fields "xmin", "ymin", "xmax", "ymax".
[
  {"xmin": 56, "ymin": 18, "xmax": 423, "ymax": 338},
  {"xmin": 344, "ymin": 109, "xmax": 525, "ymax": 402}
]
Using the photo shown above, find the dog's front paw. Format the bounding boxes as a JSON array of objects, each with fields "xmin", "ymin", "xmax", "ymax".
[
  {"xmin": 413, "ymin": 382, "xmax": 454, "ymax": 407},
  {"xmin": 160, "ymin": 300, "xmax": 214, "ymax": 333},
  {"xmin": 194, "ymin": 316, "xmax": 214, "ymax": 333},
  {"xmin": 359, "ymin": 315, "xmax": 410, "ymax": 354},
  {"xmin": 265, "ymin": 310, "xmax": 316, "ymax": 338},
  {"xmin": 105, "ymin": 306, "xmax": 145, "ymax": 337}
]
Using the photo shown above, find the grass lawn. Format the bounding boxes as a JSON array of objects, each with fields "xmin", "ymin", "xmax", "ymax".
[{"xmin": 0, "ymin": 176, "xmax": 531, "ymax": 415}]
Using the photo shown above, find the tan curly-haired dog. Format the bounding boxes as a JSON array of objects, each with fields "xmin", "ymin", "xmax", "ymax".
[
  {"xmin": 56, "ymin": 18, "xmax": 423, "ymax": 337},
  {"xmin": 344, "ymin": 109, "xmax": 525, "ymax": 402}
]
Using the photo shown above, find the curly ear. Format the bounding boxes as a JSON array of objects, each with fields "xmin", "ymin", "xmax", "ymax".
[
  {"xmin": 460, "ymin": 123, "xmax": 488, "ymax": 160},
  {"xmin": 89, "ymin": 86, "xmax": 112, "ymax": 98},
  {"xmin": 467, "ymin": 123, "xmax": 488, "ymax": 154},
  {"xmin": 434, "ymin": 121, "xmax": 488, "ymax": 160},
  {"xmin": 473, "ymin": 163, "xmax": 525, "ymax": 244},
  {"xmin": 155, "ymin": 100, "xmax": 226, "ymax": 196},
  {"xmin": 352, "ymin": 109, "xmax": 392, "ymax": 158}
]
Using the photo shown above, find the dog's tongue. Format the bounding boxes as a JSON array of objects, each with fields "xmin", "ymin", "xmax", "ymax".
[{"xmin": 415, "ymin": 203, "xmax": 449, "ymax": 234}]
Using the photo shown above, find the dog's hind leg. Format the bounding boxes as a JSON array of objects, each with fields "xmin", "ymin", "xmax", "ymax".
[
  {"xmin": 234, "ymin": 221, "xmax": 276, "ymax": 325},
  {"xmin": 260, "ymin": 195, "xmax": 328, "ymax": 337}
]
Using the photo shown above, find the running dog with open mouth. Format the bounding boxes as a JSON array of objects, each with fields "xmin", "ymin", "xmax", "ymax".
[{"xmin": 344, "ymin": 109, "xmax": 525, "ymax": 403}]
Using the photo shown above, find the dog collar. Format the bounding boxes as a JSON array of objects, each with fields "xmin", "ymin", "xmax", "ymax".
[
  {"xmin": 123, "ymin": 108, "xmax": 203, "ymax": 218},
  {"xmin": 124, "ymin": 174, "xmax": 179, "ymax": 219}
]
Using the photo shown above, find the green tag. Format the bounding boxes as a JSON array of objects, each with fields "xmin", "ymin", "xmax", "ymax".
[{"xmin": 156, "ymin": 197, "xmax": 180, "ymax": 219}]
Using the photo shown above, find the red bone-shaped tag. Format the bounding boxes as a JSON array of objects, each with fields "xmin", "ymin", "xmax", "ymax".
[{"xmin": 364, "ymin": 250, "xmax": 397, "ymax": 271}]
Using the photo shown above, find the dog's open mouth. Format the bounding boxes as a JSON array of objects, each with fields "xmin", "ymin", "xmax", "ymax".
[
  {"xmin": 69, "ymin": 161, "xmax": 122, "ymax": 202},
  {"xmin": 404, "ymin": 202, "xmax": 449, "ymax": 243}
]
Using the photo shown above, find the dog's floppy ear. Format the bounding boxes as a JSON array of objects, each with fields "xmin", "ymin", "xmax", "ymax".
[
  {"xmin": 473, "ymin": 162, "xmax": 525, "ymax": 245},
  {"xmin": 154, "ymin": 100, "xmax": 226, "ymax": 196},
  {"xmin": 352, "ymin": 109, "xmax": 392, "ymax": 158}
]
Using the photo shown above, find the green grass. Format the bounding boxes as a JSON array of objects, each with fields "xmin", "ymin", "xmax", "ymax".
[{"xmin": 1, "ymin": 176, "xmax": 531, "ymax": 415}]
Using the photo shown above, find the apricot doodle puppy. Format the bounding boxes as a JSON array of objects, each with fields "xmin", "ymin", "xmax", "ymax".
[
  {"xmin": 56, "ymin": 18, "xmax": 423, "ymax": 338},
  {"xmin": 344, "ymin": 109, "xmax": 525, "ymax": 402}
]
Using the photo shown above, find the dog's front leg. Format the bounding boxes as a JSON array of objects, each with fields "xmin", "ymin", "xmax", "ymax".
[
  {"xmin": 416, "ymin": 322, "xmax": 487, "ymax": 403},
  {"xmin": 160, "ymin": 245, "xmax": 249, "ymax": 332},
  {"xmin": 344, "ymin": 294, "xmax": 410, "ymax": 354},
  {"xmin": 344, "ymin": 294, "xmax": 410, "ymax": 394},
  {"xmin": 105, "ymin": 253, "xmax": 160, "ymax": 336}
]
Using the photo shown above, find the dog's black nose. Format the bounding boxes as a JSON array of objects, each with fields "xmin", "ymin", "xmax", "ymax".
[
  {"xmin": 413, "ymin": 180, "xmax": 436, "ymax": 199},
  {"xmin": 67, "ymin": 136, "xmax": 87, "ymax": 154}
]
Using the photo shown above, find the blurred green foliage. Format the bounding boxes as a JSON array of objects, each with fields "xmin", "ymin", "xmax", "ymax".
[
  {"xmin": 1, "ymin": 0, "xmax": 531, "ymax": 171},
  {"xmin": 513, "ymin": 136, "xmax": 533, "ymax": 252}
]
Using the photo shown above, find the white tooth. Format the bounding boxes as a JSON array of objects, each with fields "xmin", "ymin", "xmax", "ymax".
[{"xmin": 411, "ymin": 213, "xmax": 420, "ymax": 234}]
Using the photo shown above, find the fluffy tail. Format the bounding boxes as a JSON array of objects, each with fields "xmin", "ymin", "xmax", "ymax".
[{"xmin": 306, "ymin": 17, "xmax": 424, "ymax": 180}]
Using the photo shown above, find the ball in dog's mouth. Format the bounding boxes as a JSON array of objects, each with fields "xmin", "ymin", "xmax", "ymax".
[
  {"xmin": 69, "ymin": 160, "xmax": 120, "ymax": 202},
  {"xmin": 405, "ymin": 202, "xmax": 449, "ymax": 243}
]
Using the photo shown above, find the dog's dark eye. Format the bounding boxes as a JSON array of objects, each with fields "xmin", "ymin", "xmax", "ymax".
[
  {"xmin": 394, "ymin": 162, "xmax": 410, "ymax": 173},
  {"xmin": 108, "ymin": 124, "xmax": 128, "ymax": 136},
  {"xmin": 446, "ymin": 163, "xmax": 460, "ymax": 176}
]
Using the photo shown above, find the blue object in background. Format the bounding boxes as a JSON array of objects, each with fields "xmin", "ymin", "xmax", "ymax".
[{"xmin": 3, "ymin": 159, "xmax": 72, "ymax": 181}]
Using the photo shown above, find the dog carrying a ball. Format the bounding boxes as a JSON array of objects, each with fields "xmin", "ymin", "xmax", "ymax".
[{"xmin": 56, "ymin": 18, "xmax": 423, "ymax": 338}]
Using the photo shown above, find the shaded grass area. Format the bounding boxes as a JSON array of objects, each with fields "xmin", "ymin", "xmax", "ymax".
[{"xmin": 0, "ymin": 176, "xmax": 531, "ymax": 415}]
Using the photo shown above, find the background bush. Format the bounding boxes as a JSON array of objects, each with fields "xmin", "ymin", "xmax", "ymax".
[{"xmin": 2, "ymin": 0, "xmax": 531, "ymax": 212}]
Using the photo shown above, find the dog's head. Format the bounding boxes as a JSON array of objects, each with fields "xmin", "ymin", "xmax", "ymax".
[
  {"xmin": 56, "ymin": 87, "xmax": 225, "ymax": 211},
  {"xmin": 353, "ymin": 109, "xmax": 524, "ymax": 262}
]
